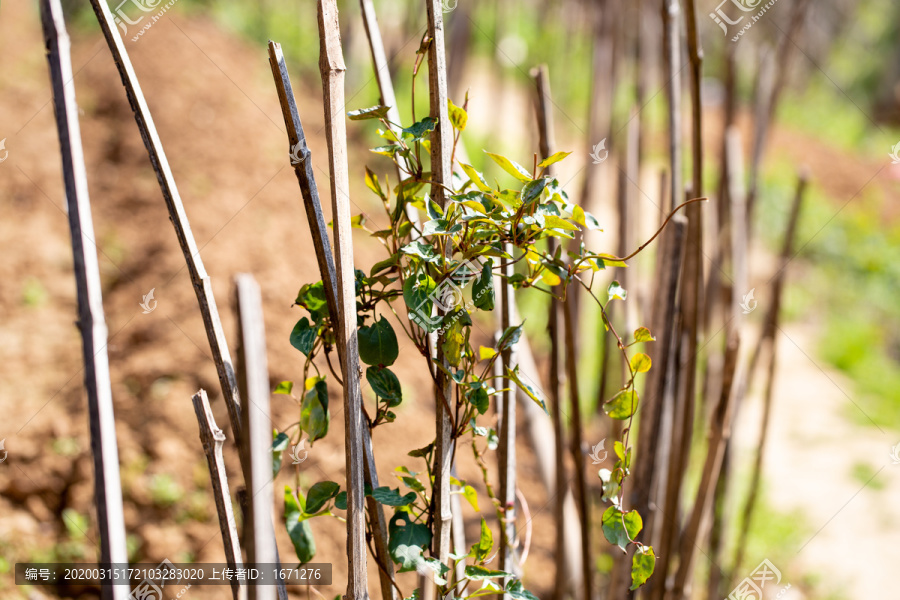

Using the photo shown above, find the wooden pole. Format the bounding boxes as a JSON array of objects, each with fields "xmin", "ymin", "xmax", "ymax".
[
  {"xmin": 316, "ymin": 3, "xmax": 369, "ymax": 597},
  {"xmin": 425, "ymin": 0, "xmax": 455, "ymax": 576},
  {"xmin": 267, "ymin": 42, "xmax": 395, "ymax": 600},
  {"xmin": 731, "ymin": 171, "xmax": 807, "ymax": 580},
  {"xmin": 499, "ymin": 241, "xmax": 519, "ymax": 589},
  {"xmin": 532, "ymin": 64, "xmax": 572, "ymax": 600},
  {"xmin": 192, "ymin": 389, "xmax": 243, "ymax": 600},
  {"xmin": 87, "ymin": 0, "xmax": 243, "ymax": 450},
  {"xmin": 41, "ymin": 3, "xmax": 128, "ymax": 597},
  {"xmin": 669, "ymin": 332, "xmax": 741, "ymax": 600},
  {"xmin": 234, "ymin": 275, "xmax": 278, "ymax": 600}
]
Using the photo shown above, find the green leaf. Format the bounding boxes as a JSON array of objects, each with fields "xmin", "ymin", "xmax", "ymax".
[
  {"xmin": 521, "ymin": 178, "xmax": 548, "ymax": 204},
  {"xmin": 459, "ymin": 163, "xmax": 493, "ymax": 193},
  {"xmin": 465, "ymin": 565, "xmax": 512, "ymax": 580},
  {"xmin": 607, "ymin": 280, "xmax": 627, "ymax": 302},
  {"xmin": 505, "ymin": 580, "xmax": 540, "ymax": 600},
  {"xmin": 348, "ymin": 105, "xmax": 390, "ymax": 120},
  {"xmin": 599, "ymin": 254, "xmax": 627, "ymax": 268},
  {"xmin": 290, "ymin": 318, "xmax": 317, "ymax": 356},
  {"xmin": 448, "ymin": 99, "xmax": 468, "ymax": 131},
  {"xmin": 467, "ymin": 386, "xmax": 490, "ymax": 415},
  {"xmin": 604, "ymin": 389, "xmax": 639, "ymax": 420},
  {"xmin": 471, "ymin": 517, "xmax": 493, "ymax": 562},
  {"xmin": 389, "ymin": 512, "xmax": 432, "ymax": 569},
  {"xmin": 537, "ymin": 151, "xmax": 571, "ymax": 169},
  {"xmin": 334, "ymin": 491, "xmax": 347, "ymax": 511},
  {"xmin": 274, "ymin": 381, "xmax": 293, "ymax": 395},
  {"xmin": 630, "ymin": 353, "xmax": 652, "ymax": 373},
  {"xmin": 498, "ymin": 324, "xmax": 524, "ymax": 351},
  {"xmin": 272, "ymin": 431, "xmax": 290, "ymax": 478},
  {"xmin": 572, "ymin": 205, "xmax": 602, "ymax": 230},
  {"xmin": 601, "ymin": 506, "xmax": 643, "ymax": 552},
  {"xmin": 485, "ymin": 152, "xmax": 532, "ymax": 182},
  {"xmin": 358, "ymin": 317, "xmax": 400, "ymax": 367},
  {"xmin": 284, "ymin": 487, "xmax": 316, "ymax": 563},
  {"xmin": 403, "ymin": 272, "xmax": 436, "ymax": 319},
  {"xmin": 507, "ymin": 365, "xmax": 548, "ymax": 414},
  {"xmin": 371, "ymin": 254, "xmax": 399, "ymax": 277},
  {"xmin": 301, "ymin": 378, "xmax": 330, "ymax": 443},
  {"xmin": 371, "ymin": 486, "xmax": 417, "ymax": 507},
  {"xmin": 366, "ymin": 367, "xmax": 403, "ymax": 406},
  {"xmin": 462, "ymin": 485, "xmax": 479, "ymax": 511},
  {"xmin": 472, "ymin": 259, "xmax": 495, "ymax": 311},
  {"xmin": 633, "ymin": 327, "xmax": 656, "ymax": 343},
  {"xmin": 402, "ymin": 117, "xmax": 437, "ymax": 140},
  {"xmin": 401, "ymin": 241, "xmax": 439, "ymax": 263},
  {"xmin": 294, "ymin": 281, "xmax": 330, "ymax": 323},
  {"xmin": 306, "ymin": 481, "xmax": 341, "ymax": 513},
  {"xmin": 630, "ymin": 546, "xmax": 656, "ymax": 590}
]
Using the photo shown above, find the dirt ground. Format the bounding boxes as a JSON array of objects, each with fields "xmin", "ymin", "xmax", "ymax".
[{"xmin": 1, "ymin": 2, "xmax": 899, "ymax": 600}]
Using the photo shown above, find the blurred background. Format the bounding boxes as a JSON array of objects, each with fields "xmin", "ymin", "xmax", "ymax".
[{"xmin": 1, "ymin": 0, "xmax": 899, "ymax": 598}]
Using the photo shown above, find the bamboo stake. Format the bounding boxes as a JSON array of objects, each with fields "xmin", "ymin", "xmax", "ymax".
[
  {"xmin": 669, "ymin": 332, "xmax": 742, "ymax": 600},
  {"xmin": 747, "ymin": 0, "xmax": 811, "ymax": 230},
  {"xmin": 532, "ymin": 64, "xmax": 572, "ymax": 600},
  {"xmin": 636, "ymin": 215, "xmax": 688, "ymax": 600},
  {"xmin": 563, "ymin": 294, "xmax": 592, "ymax": 600},
  {"xmin": 357, "ymin": 0, "xmax": 419, "ymax": 229},
  {"xmin": 731, "ymin": 171, "xmax": 807, "ymax": 580},
  {"xmin": 234, "ymin": 275, "xmax": 278, "ymax": 600},
  {"xmin": 41, "ymin": 3, "xmax": 128, "ymax": 597},
  {"xmin": 267, "ymin": 41, "xmax": 395, "ymax": 600},
  {"xmin": 425, "ymin": 0, "xmax": 455, "ymax": 576},
  {"xmin": 316, "ymin": 3, "xmax": 369, "ymax": 597},
  {"xmin": 192, "ymin": 389, "xmax": 243, "ymax": 600},
  {"xmin": 499, "ymin": 241, "xmax": 519, "ymax": 589},
  {"xmin": 87, "ymin": 0, "xmax": 243, "ymax": 450}
]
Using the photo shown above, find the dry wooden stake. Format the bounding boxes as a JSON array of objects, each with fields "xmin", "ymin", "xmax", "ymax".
[
  {"xmin": 731, "ymin": 171, "xmax": 807, "ymax": 580},
  {"xmin": 268, "ymin": 40, "xmax": 396, "ymax": 600},
  {"xmin": 499, "ymin": 240, "xmax": 519, "ymax": 586},
  {"xmin": 670, "ymin": 331, "xmax": 742, "ymax": 600},
  {"xmin": 87, "ymin": 0, "xmax": 243, "ymax": 453},
  {"xmin": 316, "ymin": 3, "xmax": 370, "ymax": 597},
  {"xmin": 41, "ymin": 3, "xmax": 128, "ymax": 597},
  {"xmin": 234, "ymin": 274, "xmax": 280, "ymax": 600},
  {"xmin": 424, "ymin": 0, "xmax": 455, "ymax": 576},
  {"xmin": 192, "ymin": 389, "xmax": 243, "ymax": 600}
]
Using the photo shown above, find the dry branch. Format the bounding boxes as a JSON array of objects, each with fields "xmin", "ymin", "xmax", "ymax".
[
  {"xmin": 87, "ymin": 0, "xmax": 243, "ymax": 451},
  {"xmin": 192, "ymin": 389, "xmax": 243, "ymax": 600},
  {"xmin": 41, "ymin": 3, "xmax": 128, "ymax": 596},
  {"xmin": 316, "ymin": 3, "xmax": 369, "ymax": 597}
]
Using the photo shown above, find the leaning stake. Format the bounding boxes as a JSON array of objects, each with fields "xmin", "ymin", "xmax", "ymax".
[
  {"xmin": 87, "ymin": 0, "xmax": 243, "ymax": 452},
  {"xmin": 316, "ymin": 3, "xmax": 369, "ymax": 597},
  {"xmin": 267, "ymin": 39, "xmax": 395, "ymax": 600},
  {"xmin": 41, "ymin": 3, "xmax": 128, "ymax": 597}
]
